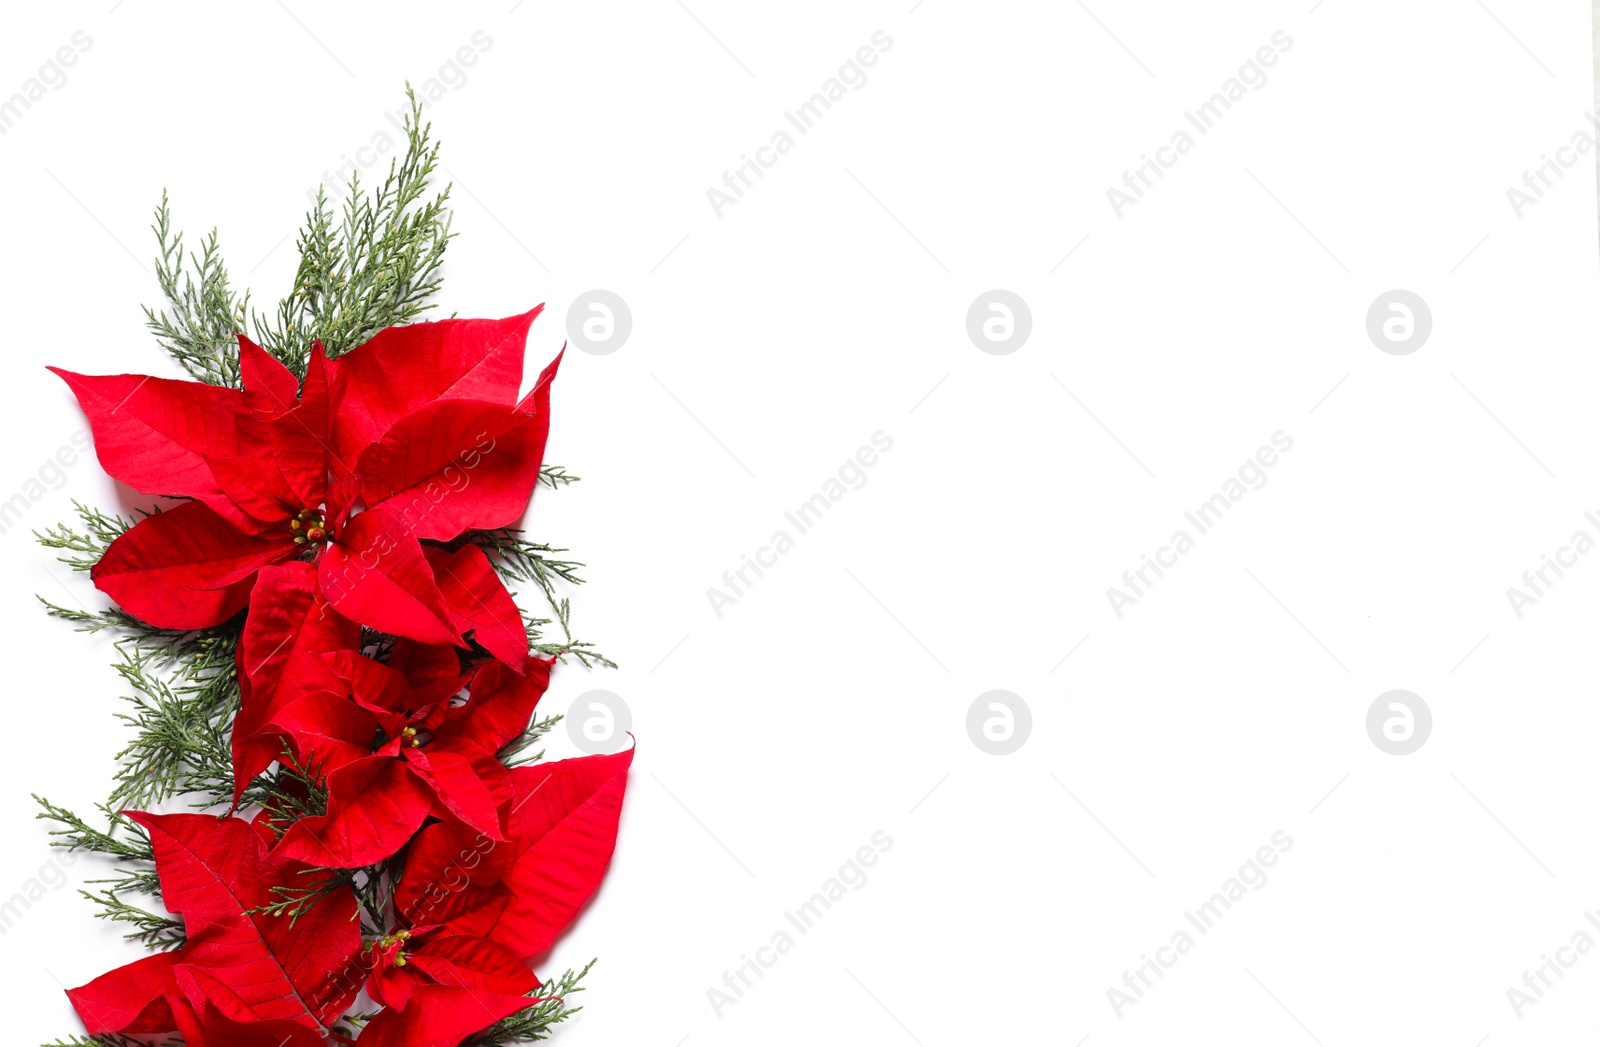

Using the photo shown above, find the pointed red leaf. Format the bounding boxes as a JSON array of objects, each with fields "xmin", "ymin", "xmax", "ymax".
[
  {"xmin": 322, "ymin": 649, "xmax": 465, "ymax": 738},
  {"xmin": 405, "ymin": 745, "xmax": 506, "ymax": 842},
  {"xmin": 472, "ymin": 743, "xmax": 519, "ymax": 815},
  {"xmin": 271, "ymin": 754, "xmax": 434, "ymax": 868},
  {"xmin": 49, "ymin": 367, "xmax": 243, "ymax": 513},
  {"xmin": 489, "ymin": 748, "xmax": 634, "ymax": 955},
  {"xmin": 324, "ymin": 650, "xmax": 412, "ymax": 715},
  {"xmin": 356, "ymin": 983, "xmax": 538, "ymax": 1047},
  {"xmin": 330, "ymin": 308, "xmax": 541, "ymax": 462},
  {"xmin": 408, "ymin": 935, "xmax": 539, "ymax": 997},
  {"xmin": 233, "ymin": 562, "xmax": 360, "ymax": 797},
  {"xmin": 426, "ymin": 544, "xmax": 528, "ymax": 669},
  {"xmin": 170, "ymin": 994, "xmax": 328, "ymax": 1047},
  {"xmin": 265, "ymin": 691, "xmax": 379, "ymax": 775},
  {"xmin": 318, "ymin": 508, "xmax": 463, "ymax": 647},
  {"xmin": 366, "ymin": 939, "xmax": 421, "ymax": 1010},
  {"xmin": 237, "ymin": 334, "xmax": 300, "ymax": 416},
  {"xmin": 401, "ymin": 748, "xmax": 632, "ymax": 957},
  {"xmin": 124, "ymin": 812, "xmax": 362, "ymax": 1029},
  {"xmin": 389, "ymin": 637, "xmax": 467, "ymax": 688},
  {"xmin": 358, "ymin": 352, "xmax": 559, "ymax": 541},
  {"xmin": 66, "ymin": 951, "xmax": 181, "ymax": 1035},
  {"xmin": 355, "ymin": 401, "xmax": 518, "ymax": 540},
  {"xmin": 432, "ymin": 889, "xmax": 517, "ymax": 942},
  {"xmin": 436, "ymin": 657, "xmax": 554, "ymax": 756},
  {"xmin": 270, "ymin": 342, "xmax": 345, "ymax": 507},
  {"xmin": 325, "ymin": 472, "xmax": 361, "ymax": 532},
  {"xmin": 91, "ymin": 501, "xmax": 292, "ymax": 628},
  {"xmin": 206, "ymin": 455, "xmax": 298, "ymax": 529},
  {"xmin": 394, "ymin": 820, "xmax": 513, "ymax": 930},
  {"xmin": 420, "ymin": 744, "xmax": 517, "ymax": 829}
]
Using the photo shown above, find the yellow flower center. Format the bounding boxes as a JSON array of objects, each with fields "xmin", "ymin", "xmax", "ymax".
[{"xmin": 291, "ymin": 509, "xmax": 328, "ymax": 546}]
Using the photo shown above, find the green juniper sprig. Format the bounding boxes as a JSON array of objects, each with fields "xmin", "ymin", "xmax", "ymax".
[
  {"xmin": 469, "ymin": 527, "xmax": 589, "ymax": 600},
  {"xmin": 79, "ymin": 888, "xmax": 186, "ymax": 951},
  {"xmin": 33, "ymin": 796, "xmax": 183, "ymax": 950},
  {"xmin": 144, "ymin": 193, "xmax": 251, "ymax": 387},
  {"xmin": 144, "ymin": 85, "xmax": 452, "ymax": 386},
  {"xmin": 32, "ymin": 796, "xmax": 151, "ymax": 861},
  {"xmin": 253, "ymin": 867, "xmax": 356, "ymax": 924},
  {"xmin": 35, "ymin": 501, "xmax": 136, "ymax": 571},
  {"xmin": 539, "ymin": 464, "xmax": 580, "ymax": 489},
  {"xmin": 469, "ymin": 526, "xmax": 617, "ymax": 669},
  {"xmin": 523, "ymin": 598, "xmax": 616, "ymax": 671},
  {"xmin": 257, "ymin": 84, "xmax": 452, "ymax": 372},
  {"xmin": 498, "ymin": 711, "xmax": 564, "ymax": 768},
  {"xmin": 465, "ymin": 961, "xmax": 596, "ymax": 1045}
]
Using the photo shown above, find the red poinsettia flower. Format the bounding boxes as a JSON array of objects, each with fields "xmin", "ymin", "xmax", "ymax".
[
  {"xmin": 230, "ymin": 561, "xmax": 362, "ymax": 803},
  {"xmin": 65, "ymin": 812, "xmax": 362, "ymax": 1041},
  {"xmin": 52, "ymin": 309, "xmax": 560, "ymax": 647},
  {"xmin": 269, "ymin": 652, "xmax": 555, "ymax": 868},
  {"xmin": 228, "ymin": 540, "xmax": 530, "ymax": 803},
  {"xmin": 395, "ymin": 748, "xmax": 634, "ymax": 958}
]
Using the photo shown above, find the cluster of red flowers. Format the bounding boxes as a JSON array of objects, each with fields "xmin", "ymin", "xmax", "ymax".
[{"xmin": 52, "ymin": 308, "xmax": 632, "ymax": 1046}]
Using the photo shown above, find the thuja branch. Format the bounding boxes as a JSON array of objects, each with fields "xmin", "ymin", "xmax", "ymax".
[
  {"xmin": 351, "ymin": 863, "xmax": 395, "ymax": 935},
  {"xmin": 142, "ymin": 83, "xmax": 453, "ymax": 387},
  {"xmin": 80, "ymin": 888, "xmax": 185, "ymax": 950},
  {"xmin": 38, "ymin": 598, "xmax": 236, "ymax": 674},
  {"xmin": 33, "ymin": 796, "xmax": 151, "ymax": 861},
  {"xmin": 35, "ymin": 501, "xmax": 134, "ymax": 571},
  {"xmin": 257, "ymin": 753, "xmax": 329, "ymax": 835},
  {"xmin": 258, "ymin": 84, "xmax": 452, "ymax": 372},
  {"xmin": 143, "ymin": 190, "xmax": 251, "ymax": 387},
  {"xmin": 466, "ymin": 961, "xmax": 594, "ymax": 1045},
  {"xmin": 467, "ymin": 525, "xmax": 616, "ymax": 669},
  {"xmin": 32, "ymin": 607, "xmax": 250, "ymax": 812},
  {"xmin": 34, "ymin": 796, "xmax": 181, "ymax": 949},
  {"xmin": 498, "ymin": 711, "xmax": 563, "ymax": 768},
  {"xmin": 524, "ymin": 602, "xmax": 616, "ymax": 671},
  {"xmin": 539, "ymin": 464, "xmax": 580, "ymax": 489},
  {"xmin": 470, "ymin": 528, "xmax": 588, "ymax": 602},
  {"xmin": 36, "ymin": 499, "xmax": 248, "ymax": 811},
  {"xmin": 106, "ymin": 640, "xmax": 245, "ymax": 810},
  {"xmin": 254, "ymin": 868, "xmax": 354, "ymax": 923}
]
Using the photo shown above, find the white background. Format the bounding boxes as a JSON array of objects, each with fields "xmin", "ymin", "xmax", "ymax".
[{"xmin": 1, "ymin": 1, "xmax": 1598, "ymax": 1044}]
